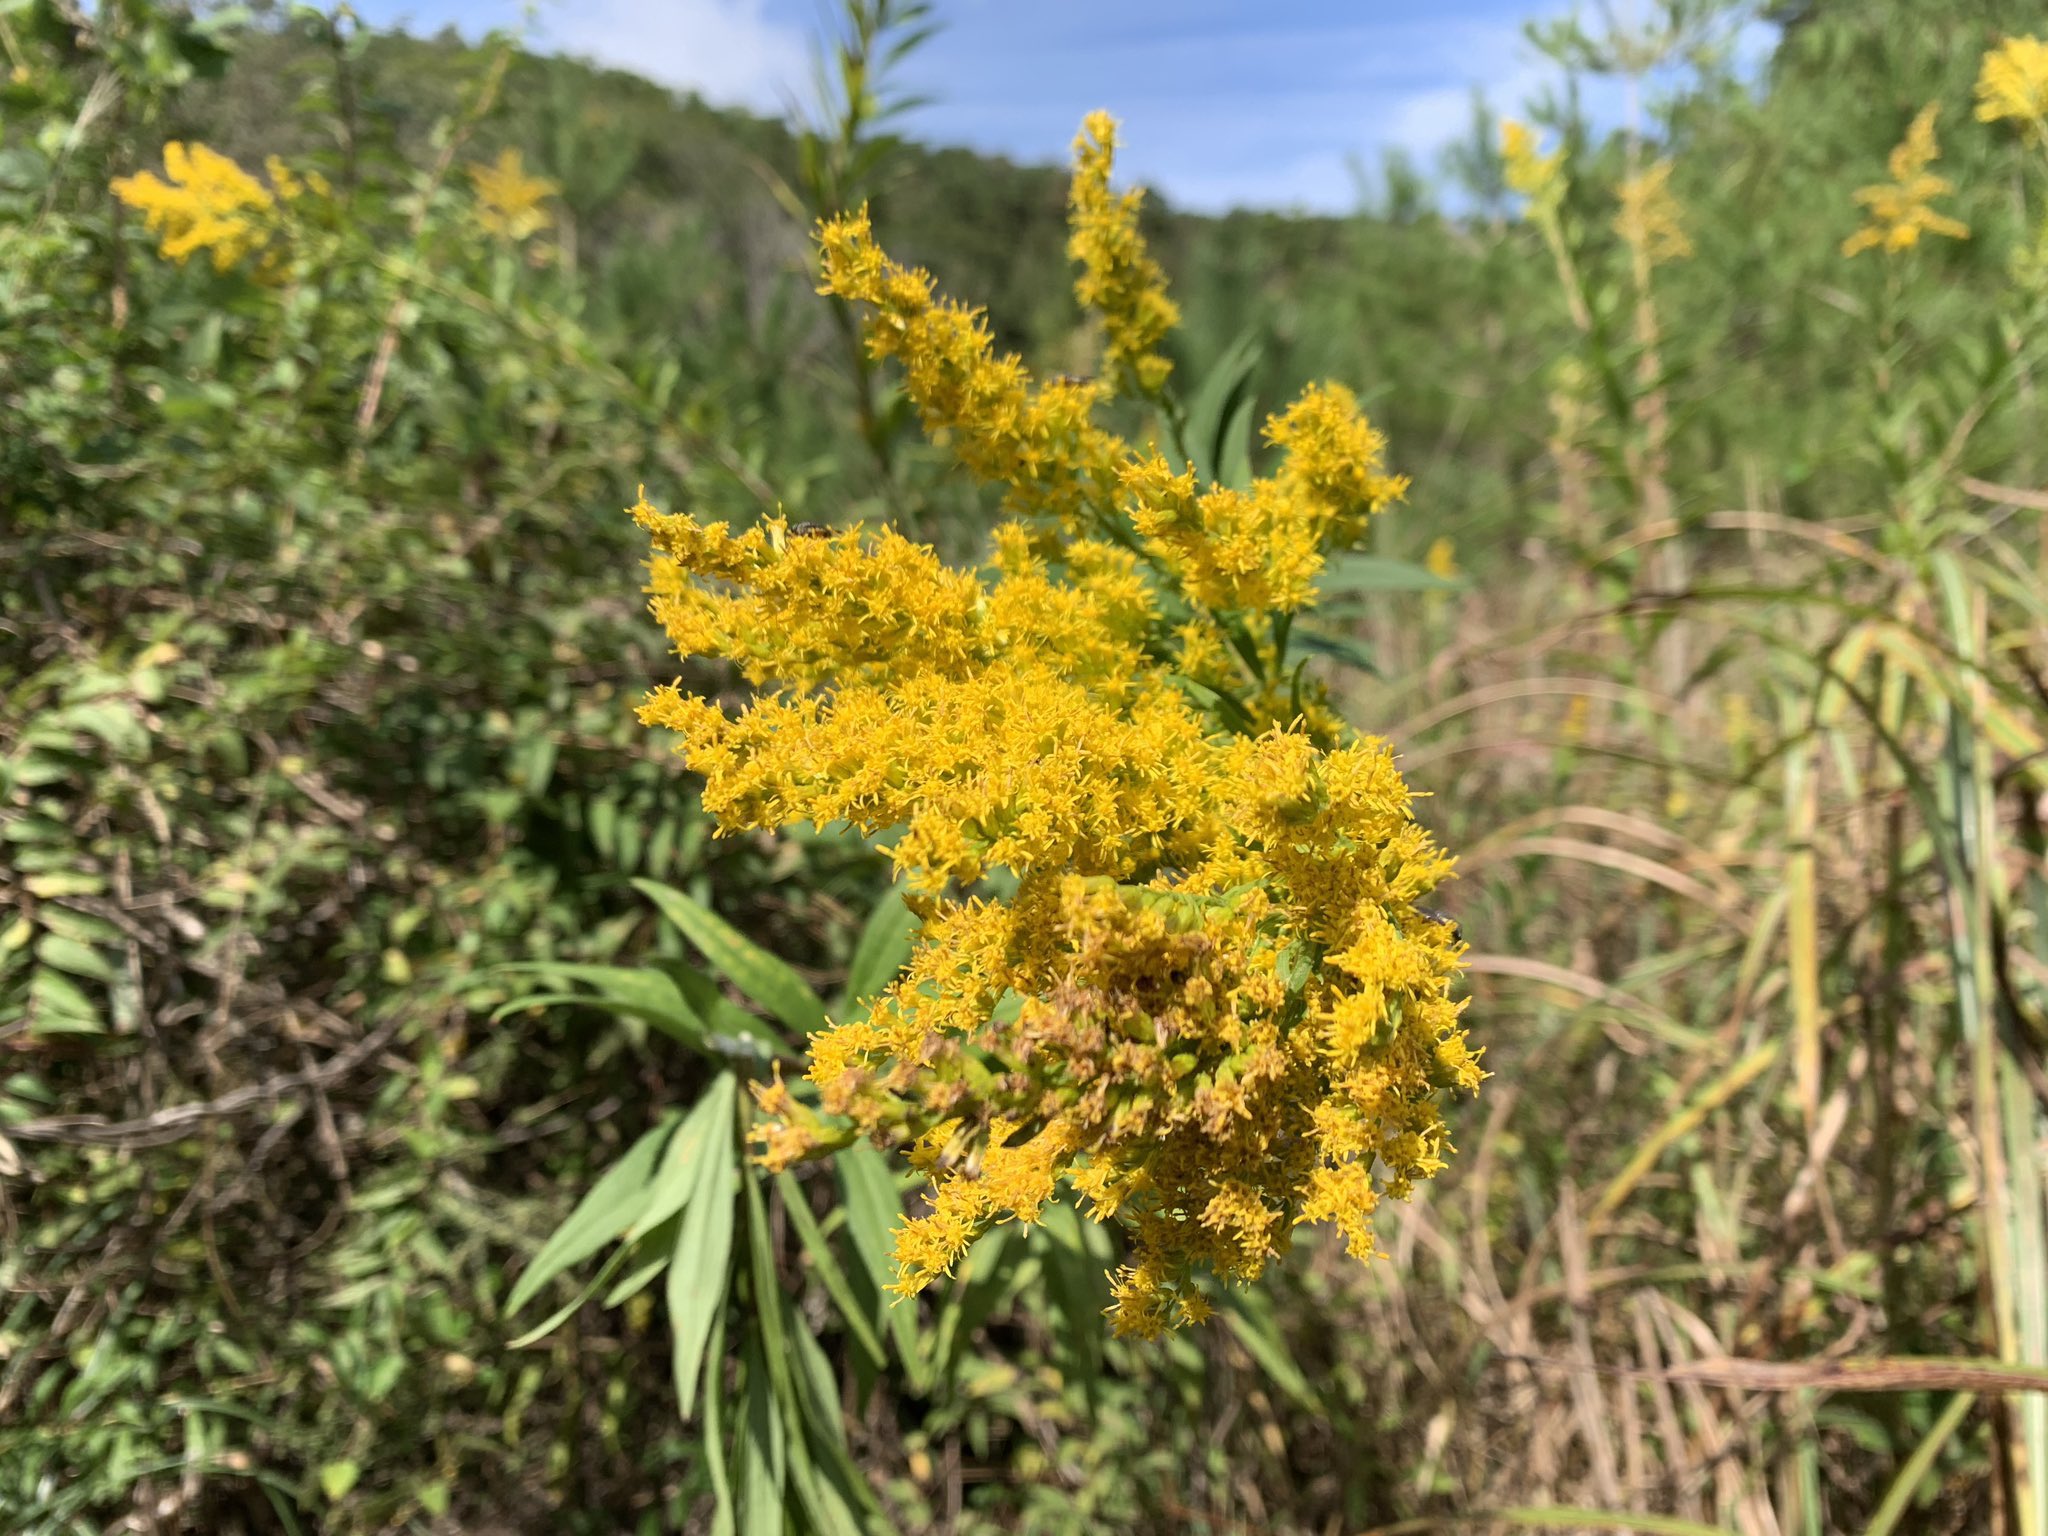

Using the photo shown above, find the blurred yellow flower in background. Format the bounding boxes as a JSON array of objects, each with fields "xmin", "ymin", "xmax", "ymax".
[
  {"xmin": 1842, "ymin": 103, "xmax": 1970, "ymax": 257},
  {"xmin": 1615, "ymin": 160, "xmax": 1693, "ymax": 265},
  {"xmin": 111, "ymin": 141, "xmax": 312, "ymax": 274},
  {"xmin": 1501, "ymin": 119, "xmax": 1565, "ymax": 213},
  {"xmin": 1975, "ymin": 33, "xmax": 2048, "ymax": 142},
  {"xmin": 468, "ymin": 147, "xmax": 558, "ymax": 241}
]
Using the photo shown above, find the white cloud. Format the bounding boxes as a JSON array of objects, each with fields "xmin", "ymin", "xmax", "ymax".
[{"xmin": 537, "ymin": 0, "xmax": 809, "ymax": 112}]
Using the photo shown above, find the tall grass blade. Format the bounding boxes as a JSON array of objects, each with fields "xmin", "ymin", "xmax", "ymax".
[{"xmin": 1863, "ymin": 1391, "xmax": 1975, "ymax": 1536}]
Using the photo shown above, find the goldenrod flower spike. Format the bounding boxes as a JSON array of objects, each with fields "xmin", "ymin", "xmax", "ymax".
[
  {"xmin": 635, "ymin": 499, "xmax": 1477, "ymax": 1333},
  {"xmin": 817, "ymin": 208, "xmax": 1126, "ymax": 534},
  {"xmin": 1842, "ymin": 103, "xmax": 1971, "ymax": 259},
  {"xmin": 640, "ymin": 113, "xmax": 1477, "ymax": 1338},
  {"xmin": 468, "ymin": 147, "xmax": 558, "ymax": 241},
  {"xmin": 1067, "ymin": 111, "xmax": 1181, "ymax": 397},
  {"xmin": 1975, "ymin": 34, "xmax": 2048, "ymax": 144},
  {"xmin": 1122, "ymin": 381, "xmax": 1406, "ymax": 615},
  {"xmin": 1614, "ymin": 160, "xmax": 1693, "ymax": 266},
  {"xmin": 112, "ymin": 142, "xmax": 281, "ymax": 273},
  {"xmin": 1501, "ymin": 119, "xmax": 1566, "ymax": 215}
]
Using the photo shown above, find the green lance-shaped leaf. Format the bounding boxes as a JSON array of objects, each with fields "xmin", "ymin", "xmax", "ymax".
[
  {"xmin": 670, "ymin": 1092, "xmax": 741, "ymax": 1419},
  {"xmin": 732, "ymin": 1338, "xmax": 786, "ymax": 1536},
  {"xmin": 1180, "ymin": 326, "xmax": 1262, "ymax": 485},
  {"xmin": 659, "ymin": 959, "xmax": 795, "ymax": 1059},
  {"xmin": 1219, "ymin": 1283, "xmax": 1320, "ymax": 1411},
  {"xmin": 506, "ymin": 1112, "xmax": 679, "ymax": 1317},
  {"xmin": 838, "ymin": 1141, "xmax": 921, "ymax": 1368},
  {"xmin": 1288, "ymin": 624, "xmax": 1380, "ymax": 675},
  {"xmin": 634, "ymin": 877, "xmax": 827, "ymax": 1035},
  {"xmin": 701, "ymin": 1307, "xmax": 736, "ymax": 1536},
  {"xmin": 776, "ymin": 1170, "xmax": 886, "ymax": 1371},
  {"xmin": 635, "ymin": 1075, "xmax": 739, "ymax": 1240},
  {"xmin": 1315, "ymin": 552, "xmax": 1467, "ymax": 598},
  {"xmin": 491, "ymin": 962, "xmax": 709, "ymax": 1049},
  {"xmin": 836, "ymin": 886, "xmax": 920, "ymax": 1013}
]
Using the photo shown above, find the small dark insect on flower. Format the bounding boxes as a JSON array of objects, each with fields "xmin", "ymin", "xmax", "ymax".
[
  {"xmin": 1049, "ymin": 374, "xmax": 1095, "ymax": 389},
  {"xmin": 1416, "ymin": 905, "xmax": 1463, "ymax": 944},
  {"xmin": 788, "ymin": 521, "xmax": 834, "ymax": 538}
]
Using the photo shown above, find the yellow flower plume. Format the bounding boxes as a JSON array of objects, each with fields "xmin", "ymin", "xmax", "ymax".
[
  {"xmin": 468, "ymin": 147, "xmax": 558, "ymax": 241},
  {"xmin": 1068, "ymin": 111, "xmax": 1181, "ymax": 396},
  {"xmin": 1976, "ymin": 34, "xmax": 2048, "ymax": 144},
  {"xmin": 111, "ymin": 142, "xmax": 319, "ymax": 275},
  {"xmin": 1120, "ymin": 382, "xmax": 1406, "ymax": 614},
  {"xmin": 1615, "ymin": 159, "xmax": 1693, "ymax": 266},
  {"xmin": 638, "ymin": 113, "xmax": 1476, "ymax": 1337},
  {"xmin": 817, "ymin": 209, "xmax": 1127, "ymax": 535},
  {"xmin": 1842, "ymin": 103, "xmax": 1970, "ymax": 258}
]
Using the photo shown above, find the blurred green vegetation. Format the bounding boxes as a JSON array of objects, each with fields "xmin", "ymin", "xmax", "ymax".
[{"xmin": 4, "ymin": 0, "xmax": 2048, "ymax": 1531}]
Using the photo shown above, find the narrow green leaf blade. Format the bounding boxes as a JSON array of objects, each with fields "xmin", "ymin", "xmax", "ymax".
[
  {"xmin": 839, "ymin": 1143, "xmax": 919, "ymax": 1366},
  {"xmin": 1316, "ymin": 553, "xmax": 1466, "ymax": 597},
  {"xmin": 633, "ymin": 1076, "xmax": 738, "ymax": 1239},
  {"xmin": 634, "ymin": 878, "xmax": 826, "ymax": 1034},
  {"xmin": 777, "ymin": 1171, "xmax": 886, "ymax": 1371},
  {"xmin": 492, "ymin": 962, "xmax": 708, "ymax": 1047},
  {"xmin": 1289, "ymin": 625, "xmax": 1380, "ymax": 674},
  {"xmin": 838, "ymin": 888, "xmax": 919, "ymax": 1011},
  {"xmin": 733, "ymin": 1343, "xmax": 786, "ymax": 1536},
  {"xmin": 669, "ymin": 1110, "xmax": 739, "ymax": 1419},
  {"xmin": 1219, "ymin": 1285, "xmax": 1319, "ymax": 1410},
  {"xmin": 507, "ymin": 1114, "xmax": 678, "ymax": 1316}
]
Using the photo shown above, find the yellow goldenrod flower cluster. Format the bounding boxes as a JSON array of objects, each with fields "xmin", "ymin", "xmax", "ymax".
[
  {"xmin": 1501, "ymin": 119, "xmax": 1566, "ymax": 215},
  {"xmin": 818, "ymin": 210, "xmax": 1127, "ymax": 535},
  {"xmin": 468, "ymin": 147, "xmax": 558, "ymax": 241},
  {"xmin": 1614, "ymin": 160, "xmax": 1693, "ymax": 266},
  {"xmin": 637, "ymin": 116, "xmax": 1476, "ymax": 1337},
  {"xmin": 1067, "ymin": 112, "xmax": 1180, "ymax": 396},
  {"xmin": 1842, "ymin": 103, "xmax": 1970, "ymax": 258},
  {"xmin": 111, "ymin": 142, "xmax": 322, "ymax": 276},
  {"xmin": 1975, "ymin": 34, "xmax": 2048, "ymax": 144},
  {"xmin": 1120, "ymin": 383, "xmax": 1406, "ymax": 614}
]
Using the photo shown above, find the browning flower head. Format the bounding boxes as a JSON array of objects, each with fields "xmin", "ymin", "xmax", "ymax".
[
  {"xmin": 111, "ymin": 142, "xmax": 320, "ymax": 276},
  {"xmin": 1068, "ymin": 111, "xmax": 1181, "ymax": 397},
  {"xmin": 1842, "ymin": 104, "xmax": 1971, "ymax": 258},
  {"xmin": 1975, "ymin": 34, "xmax": 2048, "ymax": 144},
  {"xmin": 1501, "ymin": 119, "xmax": 1566, "ymax": 214},
  {"xmin": 1614, "ymin": 160, "xmax": 1693, "ymax": 266},
  {"xmin": 639, "ymin": 111, "xmax": 1477, "ymax": 1337},
  {"xmin": 469, "ymin": 147, "xmax": 558, "ymax": 241}
]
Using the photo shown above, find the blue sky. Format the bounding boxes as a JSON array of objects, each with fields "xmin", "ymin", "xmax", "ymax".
[{"xmin": 346, "ymin": 0, "xmax": 1768, "ymax": 213}]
